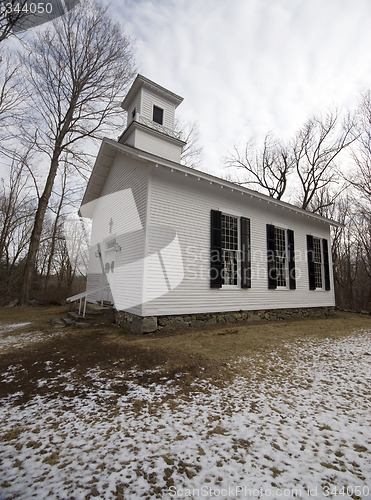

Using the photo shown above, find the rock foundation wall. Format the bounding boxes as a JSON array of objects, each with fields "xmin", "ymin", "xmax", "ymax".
[{"xmin": 115, "ymin": 306, "xmax": 335, "ymax": 334}]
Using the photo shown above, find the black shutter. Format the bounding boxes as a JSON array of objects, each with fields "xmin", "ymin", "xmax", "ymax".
[
  {"xmin": 240, "ymin": 217, "xmax": 251, "ymax": 289},
  {"xmin": 322, "ymin": 238, "xmax": 331, "ymax": 291},
  {"xmin": 307, "ymin": 235, "xmax": 316, "ymax": 290},
  {"xmin": 210, "ymin": 210, "xmax": 223, "ymax": 288},
  {"xmin": 266, "ymin": 224, "xmax": 277, "ymax": 289},
  {"xmin": 287, "ymin": 229, "xmax": 296, "ymax": 290}
]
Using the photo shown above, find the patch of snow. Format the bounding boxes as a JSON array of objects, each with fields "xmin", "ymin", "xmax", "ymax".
[
  {"xmin": 0, "ymin": 322, "xmax": 31, "ymax": 332},
  {"xmin": 0, "ymin": 332, "xmax": 370, "ymax": 499},
  {"xmin": 0, "ymin": 322, "xmax": 63, "ymax": 352}
]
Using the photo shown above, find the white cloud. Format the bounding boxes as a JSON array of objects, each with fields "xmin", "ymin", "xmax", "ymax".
[{"xmin": 100, "ymin": 0, "xmax": 371, "ymax": 172}]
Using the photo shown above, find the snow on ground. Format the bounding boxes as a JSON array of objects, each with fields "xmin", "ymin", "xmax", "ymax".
[
  {"xmin": 0, "ymin": 329, "xmax": 370, "ymax": 499},
  {"xmin": 0, "ymin": 322, "xmax": 53, "ymax": 352}
]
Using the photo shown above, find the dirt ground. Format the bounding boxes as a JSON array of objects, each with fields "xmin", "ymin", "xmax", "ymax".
[
  {"xmin": 1, "ymin": 306, "xmax": 370, "ymax": 499},
  {"xmin": 1, "ymin": 305, "xmax": 370, "ymax": 404}
]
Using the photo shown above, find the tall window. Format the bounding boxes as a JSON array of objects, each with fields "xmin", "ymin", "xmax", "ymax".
[
  {"xmin": 266, "ymin": 224, "xmax": 296, "ymax": 290},
  {"xmin": 210, "ymin": 210, "xmax": 251, "ymax": 289},
  {"xmin": 313, "ymin": 237, "xmax": 323, "ymax": 288},
  {"xmin": 306, "ymin": 235, "xmax": 330, "ymax": 291},
  {"xmin": 275, "ymin": 227, "xmax": 287, "ymax": 287},
  {"xmin": 222, "ymin": 214, "xmax": 238, "ymax": 285},
  {"xmin": 153, "ymin": 105, "xmax": 164, "ymax": 125}
]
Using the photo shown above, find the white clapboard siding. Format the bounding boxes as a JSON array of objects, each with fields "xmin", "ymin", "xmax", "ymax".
[
  {"xmin": 142, "ymin": 167, "xmax": 335, "ymax": 316},
  {"xmin": 85, "ymin": 152, "xmax": 149, "ymax": 315},
  {"xmin": 132, "ymin": 128, "xmax": 181, "ymax": 163},
  {"xmin": 127, "ymin": 93, "xmax": 141, "ymax": 127},
  {"xmin": 85, "ymin": 245, "xmax": 109, "ymax": 302},
  {"xmin": 141, "ymin": 88, "xmax": 175, "ymax": 130}
]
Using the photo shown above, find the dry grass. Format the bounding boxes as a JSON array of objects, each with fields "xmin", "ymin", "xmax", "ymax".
[
  {"xmin": 0, "ymin": 306, "xmax": 370, "ymax": 403},
  {"xmin": 0, "ymin": 304, "xmax": 72, "ymax": 337},
  {"xmin": 126, "ymin": 310, "xmax": 371, "ymax": 362},
  {"xmin": 1, "ymin": 305, "xmax": 370, "ymax": 362}
]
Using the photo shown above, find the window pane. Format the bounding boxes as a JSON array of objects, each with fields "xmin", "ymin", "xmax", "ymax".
[
  {"xmin": 222, "ymin": 214, "xmax": 238, "ymax": 251},
  {"xmin": 223, "ymin": 250, "xmax": 238, "ymax": 285},
  {"xmin": 275, "ymin": 227, "xmax": 287, "ymax": 287},
  {"xmin": 222, "ymin": 214, "xmax": 238, "ymax": 285},
  {"xmin": 153, "ymin": 105, "xmax": 164, "ymax": 125},
  {"xmin": 313, "ymin": 237, "xmax": 323, "ymax": 288}
]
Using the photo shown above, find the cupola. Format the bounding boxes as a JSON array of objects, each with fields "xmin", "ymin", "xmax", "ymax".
[{"xmin": 118, "ymin": 74, "xmax": 186, "ymax": 163}]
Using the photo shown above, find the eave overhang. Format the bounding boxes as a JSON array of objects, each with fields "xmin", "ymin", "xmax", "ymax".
[
  {"xmin": 121, "ymin": 74, "xmax": 183, "ymax": 111},
  {"xmin": 80, "ymin": 138, "xmax": 342, "ymax": 228}
]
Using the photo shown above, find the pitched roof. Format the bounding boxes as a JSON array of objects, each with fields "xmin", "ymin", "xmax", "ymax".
[
  {"xmin": 80, "ymin": 138, "xmax": 341, "ymax": 227},
  {"xmin": 121, "ymin": 74, "xmax": 184, "ymax": 110}
]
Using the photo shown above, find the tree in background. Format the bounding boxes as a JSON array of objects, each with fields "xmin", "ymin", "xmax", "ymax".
[
  {"xmin": 292, "ymin": 110, "xmax": 357, "ymax": 212},
  {"xmin": 226, "ymin": 109, "xmax": 356, "ymax": 212},
  {"xmin": 350, "ymin": 89, "xmax": 371, "ymax": 204},
  {"xmin": 176, "ymin": 119, "xmax": 203, "ymax": 169},
  {"xmin": 18, "ymin": 0, "xmax": 136, "ymax": 303},
  {"xmin": 0, "ymin": 52, "xmax": 28, "ymax": 147},
  {"xmin": 0, "ymin": 157, "xmax": 36, "ymax": 300},
  {"xmin": 226, "ymin": 132, "xmax": 294, "ymax": 199},
  {"xmin": 226, "ymin": 101, "xmax": 371, "ymax": 312},
  {"xmin": 330, "ymin": 195, "xmax": 359, "ymax": 310},
  {"xmin": 0, "ymin": 0, "xmax": 28, "ymax": 44}
]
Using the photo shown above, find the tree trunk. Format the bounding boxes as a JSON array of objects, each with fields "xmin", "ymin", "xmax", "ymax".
[
  {"xmin": 18, "ymin": 152, "xmax": 60, "ymax": 304},
  {"xmin": 44, "ymin": 186, "xmax": 65, "ymax": 297},
  {"xmin": 43, "ymin": 215, "xmax": 59, "ymax": 297}
]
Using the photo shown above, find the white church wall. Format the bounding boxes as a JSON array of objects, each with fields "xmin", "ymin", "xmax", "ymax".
[{"xmin": 142, "ymin": 167, "xmax": 335, "ymax": 316}]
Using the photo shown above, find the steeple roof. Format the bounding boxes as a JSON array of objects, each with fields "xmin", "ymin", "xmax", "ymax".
[{"xmin": 121, "ymin": 74, "xmax": 183, "ymax": 111}]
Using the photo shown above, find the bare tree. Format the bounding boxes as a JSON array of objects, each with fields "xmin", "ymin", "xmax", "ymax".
[
  {"xmin": 330, "ymin": 195, "xmax": 359, "ymax": 310},
  {"xmin": 292, "ymin": 110, "xmax": 357, "ymax": 212},
  {"xmin": 226, "ymin": 132, "xmax": 294, "ymax": 199},
  {"xmin": 18, "ymin": 0, "xmax": 136, "ymax": 303},
  {"xmin": 0, "ymin": 0, "xmax": 28, "ymax": 44},
  {"xmin": 0, "ymin": 157, "xmax": 36, "ymax": 300},
  {"xmin": 175, "ymin": 119, "xmax": 203, "ymax": 169},
  {"xmin": 43, "ymin": 162, "xmax": 68, "ymax": 294},
  {"xmin": 356, "ymin": 207, "xmax": 371, "ymax": 305},
  {"xmin": 349, "ymin": 89, "xmax": 371, "ymax": 203},
  {"xmin": 0, "ymin": 157, "xmax": 34, "ymax": 262},
  {"xmin": 305, "ymin": 183, "xmax": 348, "ymax": 215},
  {"xmin": 0, "ymin": 53, "xmax": 28, "ymax": 145}
]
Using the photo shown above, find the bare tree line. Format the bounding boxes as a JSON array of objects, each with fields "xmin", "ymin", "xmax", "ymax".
[
  {"xmin": 227, "ymin": 92, "xmax": 371, "ymax": 312},
  {"xmin": 0, "ymin": 0, "xmax": 369, "ymax": 311},
  {"xmin": 0, "ymin": 0, "xmax": 203, "ymax": 306},
  {"xmin": 0, "ymin": 0, "xmax": 136, "ymax": 304},
  {"xmin": 1, "ymin": 0, "xmax": 29, "ymax": 44}
]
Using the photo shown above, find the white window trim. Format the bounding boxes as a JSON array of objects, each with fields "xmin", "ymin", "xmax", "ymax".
[
  {"xmin": 313, "ymin": 236, "xmax": 324, "ymax": 291},
  {"xmin": 152, "ymin": 104, "xmax": 164, "ymax": 125},
  {"xmin": 221, "ymin": 212, "xmax": 240, "ymax": 289}
]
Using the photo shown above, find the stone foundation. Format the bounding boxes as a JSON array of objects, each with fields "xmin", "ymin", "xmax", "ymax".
[{"xmin": 115, "ymin": 306, "xmax": 335, "ymax": 334}]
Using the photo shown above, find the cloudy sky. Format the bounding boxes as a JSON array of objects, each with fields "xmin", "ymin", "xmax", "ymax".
[{"xmin": 110, "ymin": 0, "xmax": 371, "ymax": 176}]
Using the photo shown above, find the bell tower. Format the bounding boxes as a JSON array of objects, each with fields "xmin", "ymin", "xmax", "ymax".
[{"xmin": 119, "ymin": 74, "xmax": 186, "ymax": 163}]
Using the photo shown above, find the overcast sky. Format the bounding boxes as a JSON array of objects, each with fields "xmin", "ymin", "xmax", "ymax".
[{"xmin": 111, "ymin": 0, "xmax": 371, "ymax": 176}]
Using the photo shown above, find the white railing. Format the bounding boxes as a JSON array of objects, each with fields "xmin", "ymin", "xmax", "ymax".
[
  {"xmin": 136, "ymin": 114, "xmax": 183, "ymax": 140},
  {"xmin": 67, "ymin": 284, "xmax": 112, "ymax": 317}
]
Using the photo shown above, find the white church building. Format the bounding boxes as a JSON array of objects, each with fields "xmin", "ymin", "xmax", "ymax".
[{"xmin": 77, "ymin": 74, "xmax": 338, "ymax": 332}]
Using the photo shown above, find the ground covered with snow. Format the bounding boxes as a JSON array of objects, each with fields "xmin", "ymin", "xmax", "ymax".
[{"xmin": 0, "ymin": 317, "xmax": 370, "ymax": 499}]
